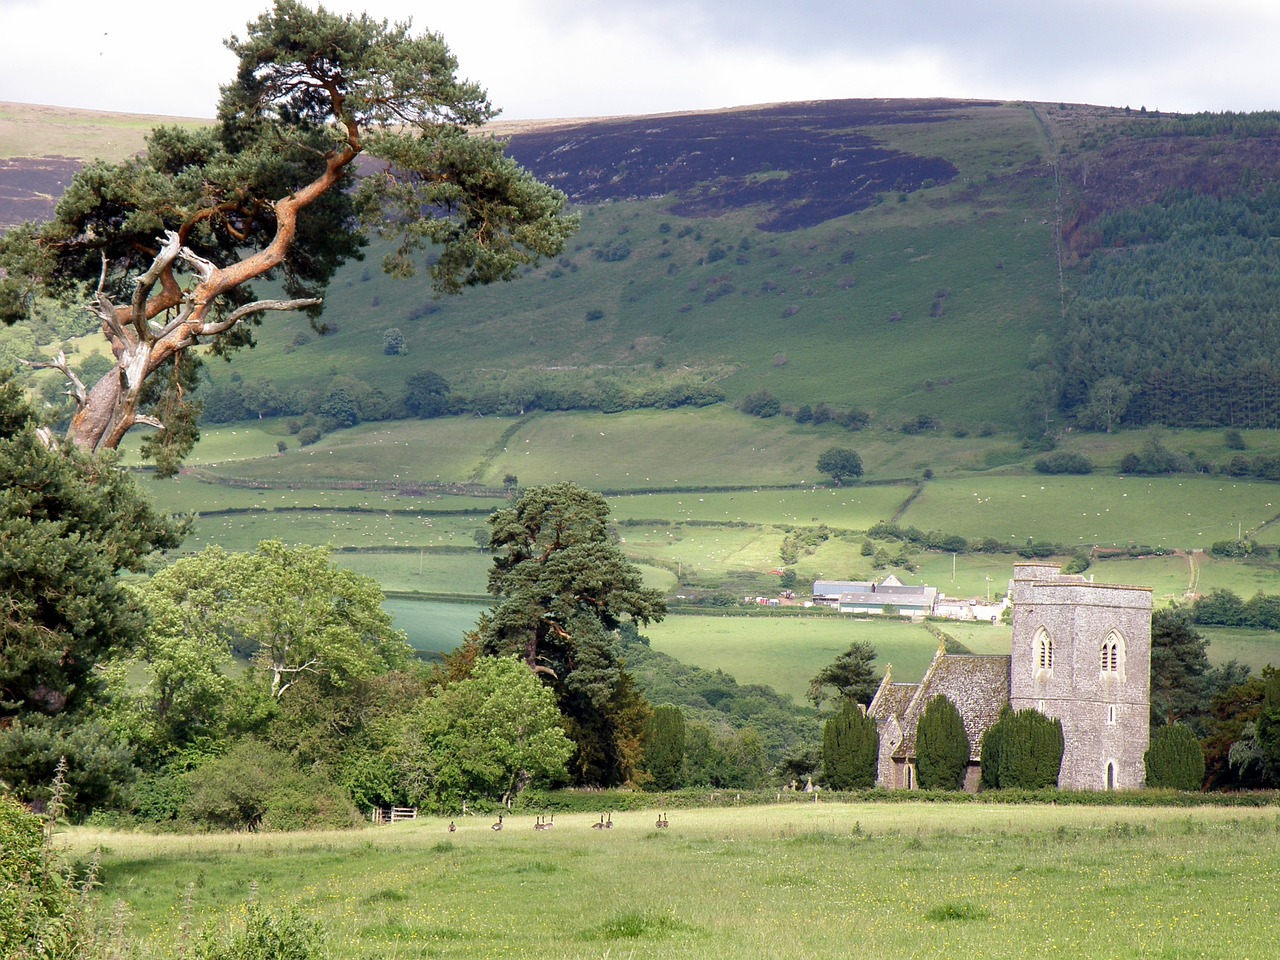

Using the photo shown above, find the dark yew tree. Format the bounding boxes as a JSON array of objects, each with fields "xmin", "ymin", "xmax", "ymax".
[
  {"xmin": 979, "ymin": 706, "xmax": 1063, "ymax": 790},
  {"xmin": 643, "ymin": 704, "xmax": 687, "ymax": 790},
  {"xmin": 915, "ymin": 694, "xmax": 970, "ymax": 790},
  {"xmin": 477, "ymin": 482, "xmax": 666, "ymax": 785},
  {"xmin": 822, "ymin": 699, "xmax": 879, "ymax": 790},
  {"xmin": 0, "ymin": 1, "xmax": 574, "ymax": 470},
  {"xmin": 1150, "ymin": 607, "xmax": 1211, "ymax": 730},
  {"xmin": 1144, "ymin": 723, "xmax": 1206, "ymax": 790}
]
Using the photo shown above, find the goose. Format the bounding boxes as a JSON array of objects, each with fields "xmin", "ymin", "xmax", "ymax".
[
  {"xmin": 604, "ymin": 811, "xmax": 613, "ymax": 829},
  {"xmin": 448, "ymin": 820, "xmax": 457, "ymax": 833},
  {"xmin": 591, "ymin": 814, "xmax": 606, "ymax": 830},
  {"xmin": 491, "ymin": 813, "xmax": 504, "ymax": 831}
]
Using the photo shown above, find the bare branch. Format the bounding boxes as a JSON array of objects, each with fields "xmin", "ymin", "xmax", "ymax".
[
  {"xmin": 134, "ymin": 414, "xmax": 164, "ymax": 430},
  {"xmin": 176, "ymin": 245, "xmax": 217, "ymax": 284},
  {"xmin": 20, "ymin": 351, "xmax": 87, "ymax": 410},
  {"xmin": 199, "ymin": 298, "xmax": 323, "ymax": 337},
  {"xmin": 130, "ymin": 231, "xmax": 183, "ymax": 340}
]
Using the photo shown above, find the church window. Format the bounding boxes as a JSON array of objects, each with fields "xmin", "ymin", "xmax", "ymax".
[
  {"xmin": 1100, "ymin": 631, "xmax": 1126, "ymax": 679},
  {"xmin": 1034, "ymin": 628, "xmax": 1053, "ymax": 675},
  {"xmin": 1106, "ymin": 704, "xmax": 1117, "ymax": 725}
]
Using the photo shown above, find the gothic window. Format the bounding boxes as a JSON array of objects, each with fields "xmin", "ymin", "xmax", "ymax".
[
  {"xmin": 1106, "ymin": 704, "xmax": 1117, "ymax": 725},
  {"xmin": 1100, "ymin": 631, "xmax": 1126, "ymax": 679},
  {"xmin": 1034, "ymin": 627, "xmax": 1053, "ymax": 675}
]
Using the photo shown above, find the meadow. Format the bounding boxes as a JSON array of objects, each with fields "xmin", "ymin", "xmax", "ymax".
[
  {"xmin": 61, "ymin": 802, "xmax": 1280, "ymax": 960},
  {"xmin": 644, "ymin": 615, "xmax": 1010, "ymax": 703}
]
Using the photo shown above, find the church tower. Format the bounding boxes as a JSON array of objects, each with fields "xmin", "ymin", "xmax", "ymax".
[{"xmin": 1009, "ymin": 564, "xmax": 1152, "ymax": 790}]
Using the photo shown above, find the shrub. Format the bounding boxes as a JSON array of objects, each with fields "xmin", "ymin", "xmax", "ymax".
[
  {"xmin": 916, "ymin": 695, "xmax": 969, "ymax": 790},
  {"xmin": 738, "ymin": 389, "xmax": 781, "ymax": 418},
  {"xmin": 192, "ymin": 903, "xmax": 324, "ymax": 960},
  {"xmin": 183, "ymin": 740, "xmax": 359, "ymax": 831},
  {"xmin": 1034, "ymin": 452, "xmax": 1094, "ymax": 475},
  {"xmin": 1145, "ymin": 723, "xmax": 1205, "ymax": 790},
  {"xmin": 0, "ymin": 794, "xmax": 88, "ymax": 959}
]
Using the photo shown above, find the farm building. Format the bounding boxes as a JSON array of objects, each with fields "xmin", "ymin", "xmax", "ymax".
[
  {"xmin": 867, "ymin": 563, "xmax": 1152, "ymax": 791},
  {"xmin": 812, "ymin": 575, "xmax": 938, "ymax": 618}
]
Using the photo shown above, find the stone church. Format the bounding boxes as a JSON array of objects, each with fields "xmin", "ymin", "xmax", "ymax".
[{"xmin": 867, "ymin": 562, "xmax": 1153, "ymax": 791}]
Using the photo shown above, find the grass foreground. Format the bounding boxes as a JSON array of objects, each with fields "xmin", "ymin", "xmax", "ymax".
[{"xmin": 64, "ymin": 801, "xmax": 1280, "ymax": 959}]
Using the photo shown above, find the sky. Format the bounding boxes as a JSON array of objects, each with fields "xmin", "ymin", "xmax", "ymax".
[{"xmin": 2, "ymin": 0, "xmax": 1279, "ymax": 121}]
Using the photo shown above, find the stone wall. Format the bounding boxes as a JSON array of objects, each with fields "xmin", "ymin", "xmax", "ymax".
[{"xmin": 1010, "ymin": 566, "xmax": 1152, "ymax": 790}]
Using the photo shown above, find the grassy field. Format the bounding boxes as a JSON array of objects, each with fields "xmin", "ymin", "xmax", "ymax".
[
  {"xmin": 643, "ymin": 615, "xmax": 1011, "ymax": 702},
  {"xmin": 901, "ymin": 475, "xmax": 1280, "ymax": 550},
  {"xmin": 62, "ymin": 802, "xmax": 1280, "ymax": 960}
]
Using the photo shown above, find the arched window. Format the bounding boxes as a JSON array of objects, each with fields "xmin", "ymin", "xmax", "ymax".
[
  {"xmin": 1034, "ymin": 627, "xmax": 1053, "ymax": 675},
  {"xmin": 1106, "ymin": 761, "xmax": 1117, "ymax": 791},
  {"xmin": 1100, "ymin": 631, "xmax": 1126, "ymax": 679}
]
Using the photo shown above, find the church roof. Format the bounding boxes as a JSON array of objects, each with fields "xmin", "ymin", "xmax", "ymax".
[{"xmin": 869, "ymin": 649, "xmax": 1011, "ymax": 762}]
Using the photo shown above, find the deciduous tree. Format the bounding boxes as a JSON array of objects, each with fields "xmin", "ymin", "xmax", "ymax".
[
  {"xmin": 141, "ymin": 540, "xmax": 410, "ymax": 700},
  {"xmin": 0, "ymin": 1, "xmax": 574, "ymax": 466},
  {"xmin": 395, "ymin": 656, "xmax": 574, "ymax": 810},
  {"xmin": 816, "ymin": 446, "xmax": 864, "ymax": 484}
]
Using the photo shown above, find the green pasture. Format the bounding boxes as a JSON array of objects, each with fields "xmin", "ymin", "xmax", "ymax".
[
  {"xmin": 136, "ymin": 472, "xmax": 501, "ymax": 515},
  {"xmin": 1199, "ymin": 627, "xmax": 1280, "ymax": 674},
  {"xmin": 180, "ymin": 510, "xmax": 488, "ymax": 554},
  {"xmin": 643, "ymin": 615, "xmax": 1011, "ymax": 703},
  {"xmin": 63, "ymin": 803, "xmax": 1280, "ymax": 960},
  {"xmin": 383, "ymin": 599, "xmax": 488, "ymax": 656},
  {"xmin": 333, "ymin": 551, "xmax": 492, "ymax": 595},
  {"xmin": 610, "ymin": 484, "xmax": 911, "ymax": 527},
  {"xmin": 903, "ymin": 475, "xmax": 1280, "ymax": 549}
]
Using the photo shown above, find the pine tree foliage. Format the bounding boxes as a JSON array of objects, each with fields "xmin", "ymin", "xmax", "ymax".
[
  {"xmin": 0, "ymin": 373, "xmax": 184, "ymax": 722},
  {"xmin": 0, "ymin": 1, "xmax": 574, "ymax": 463},
  {"xmin": 915, "ymin": 694, "xmax": 970, "ymax": 790}
]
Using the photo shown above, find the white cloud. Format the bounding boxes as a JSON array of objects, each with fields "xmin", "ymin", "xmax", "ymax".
[{"xmin": 1, "ymin": 0, "xmax": 1278, "ymax": 121}]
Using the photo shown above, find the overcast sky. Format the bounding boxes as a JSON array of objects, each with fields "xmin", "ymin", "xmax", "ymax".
[{"xmin": 3, "ymin": 0, "xmax": 1278, "ymax": 121}]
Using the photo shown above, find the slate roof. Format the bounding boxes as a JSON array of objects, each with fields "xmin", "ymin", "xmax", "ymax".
[{"xmin": 869, "ymin": 649, "xmax": 1011, "ymax": 762}]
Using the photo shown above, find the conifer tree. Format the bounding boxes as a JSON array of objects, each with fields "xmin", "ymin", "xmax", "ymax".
[
  {"xmin": 915, "ymin": 695, "xmax": 969, "ymax": 790},
  {"xmin": 1145, "ymin": 723, "xmax": 1206, "ymax": 790},
  {"xmin": 822, "ymin": 699, "xmax": 879, "ymax": 789}
]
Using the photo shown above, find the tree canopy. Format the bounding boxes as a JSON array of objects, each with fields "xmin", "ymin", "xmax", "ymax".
[
  {"xmin": 816, "ymin": 446, "xmax": 863, "ymax": 484},
  {"xmin": 0, "ymin": 1, "xmax": 574, "ymax": 465},
  {"xmin": 807, "ymin": 640, "xmax": 879, "ymax": 708},
  {"xmin": 0, "ymin": 373, "xmax": 184, "ymax": 721},
  {"xmin": 476, "ymin": 482, "xmax": 666, "ymax": 785}
]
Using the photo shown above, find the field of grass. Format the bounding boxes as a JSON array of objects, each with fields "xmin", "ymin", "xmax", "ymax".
[
  {"xmin": 383, "ymin": 599, "xmax": 489, "ymax": 655},
  {"xmin": 643, "ymin": 615, "xmax": 1011, "ymax": 703},
  {"xmin": 902, "ymin": 475, "xmax": 1280, "ymax": 550},
  {"xmin": 62, "ymin": 802, "xmax": 1280, "ymax": 960}
]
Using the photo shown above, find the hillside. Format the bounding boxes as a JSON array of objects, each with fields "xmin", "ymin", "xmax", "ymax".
[{"xmin": 8, "ymin": 99, "xmax": 1280, "ymax": 436}]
